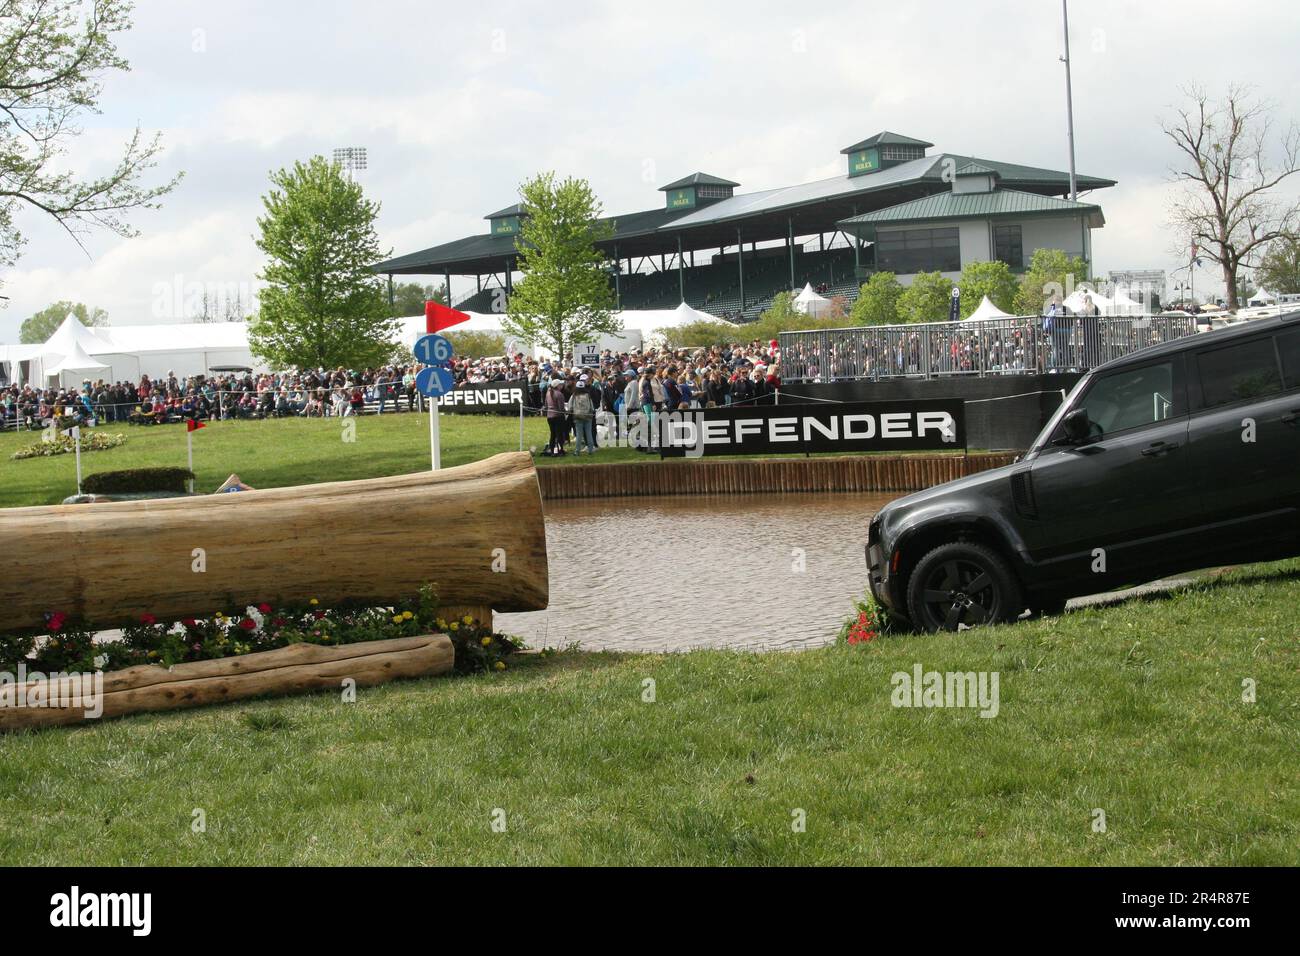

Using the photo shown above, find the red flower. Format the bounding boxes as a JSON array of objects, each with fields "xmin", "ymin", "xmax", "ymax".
[
  {"xmin": 313, "ymin": 610, "xmax": 325, "ymax": 620},
  {"xmin": 273, "ymin": 617, "xmax": 287, "ymax": 628},
  {"xmin": 45, "ymin": 610, "xmax": 68, "ymax": 633},
  {"xmin": 182, "ymin": 618, "xmax": 197, "ymax": 628},
  {"xmin": 257, "ymin": 603, "xmax": 272, "ymax": 614},
  {"xmin": 239, "ymin": 618, "xmax": 256, "ymax": 631},
  {"xmin": 141, "ymin": 612, "xmax": 157, "ymax": 626}
]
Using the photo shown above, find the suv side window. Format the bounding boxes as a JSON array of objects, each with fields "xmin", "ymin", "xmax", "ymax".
[
  {"xmin": 1277, "ymin": 327, "xmax": 1300, "ymax": 388},
  {"xmin": 1074, "ymin": 360, "xmax": 1182, "ymax": 438},
  {"xmin": 1195, "ymin": 337, "xmax": 1283, "ymax": 408}
]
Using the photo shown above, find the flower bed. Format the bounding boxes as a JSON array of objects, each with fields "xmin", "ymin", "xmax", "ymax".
[{"xmin": 9, "ymin": 431, "xmax": 126, "ymax": 460}]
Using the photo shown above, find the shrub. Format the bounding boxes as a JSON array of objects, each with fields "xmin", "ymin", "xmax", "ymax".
[{"xmin": 81, "ymin": 467, "xmax": 194, "ymax": 495}]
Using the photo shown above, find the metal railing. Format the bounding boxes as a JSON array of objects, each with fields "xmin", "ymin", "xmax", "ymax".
[{"xmin": 777, "ymin": 314, "xmax": 1200, "ymax": 382}]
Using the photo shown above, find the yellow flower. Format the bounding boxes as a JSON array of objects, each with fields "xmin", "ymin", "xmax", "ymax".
[
  {"xmin": 449, "ymin": 622, "xmax": 459, "ymax": 631},
  {"xmin": 392, "ymin": 615, "xmax": 403, "ymax": 624},
  {"xmin": 214, "ymin": 611, "xmax": 223, "ymax": 619},
  {"xmin": 309, "ymin": 598, "xmax": 319, "ymax": 606},
  {"xmin": 402, "ymin": 611, "xmax": 413, "ymax": 620},
  {"xmin": 435, "ymin": 618, "xmax": 447, "ymax": 630},
  {"xmin": 494, "ymin": 661, "xmax": 506, "ymax": 671},
  {"xmin": 461, "ymin": 614, "xmax": 474, "ymax": 626},
  {"xmin": 480, "ymin": 636, "xmax": 492, "ymax": 646}
]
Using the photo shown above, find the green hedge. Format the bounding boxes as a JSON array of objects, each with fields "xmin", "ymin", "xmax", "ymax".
[{"xmin": 82, "ymin": 467, "xmax": 195, "ymax": 495}]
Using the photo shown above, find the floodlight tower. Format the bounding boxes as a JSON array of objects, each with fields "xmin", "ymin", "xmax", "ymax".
[{"xmin": 333, "ymin": 146, "xmax": 368, "ymax": 182}]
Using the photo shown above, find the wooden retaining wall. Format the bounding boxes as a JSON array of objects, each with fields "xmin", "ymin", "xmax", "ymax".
[{"xmin": 536, "ymin": 453, "xmax": 1017, "ymax": 500}]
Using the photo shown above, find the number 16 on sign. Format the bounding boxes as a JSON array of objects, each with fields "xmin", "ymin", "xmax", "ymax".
[{"xmin": 414, "ymin": 334, "xmax": 455, "ymax": 470}]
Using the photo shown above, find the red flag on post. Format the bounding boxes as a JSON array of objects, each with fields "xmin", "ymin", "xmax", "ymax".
[
  {"xmin": 425, "ymin": 300, "xmax": 470, "ymax": 334},
  {"xmin": 186, "ymin": 418, "xmax": 205, "ymax": 433}
]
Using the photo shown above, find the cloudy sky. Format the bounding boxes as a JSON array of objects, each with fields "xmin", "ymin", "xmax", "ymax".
[{"xmin": 3, "ymin": 0, "xmax": 1298, "ymax": 340}]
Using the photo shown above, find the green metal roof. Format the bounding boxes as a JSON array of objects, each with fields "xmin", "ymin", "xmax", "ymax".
[
  {"xmin": 485, "ymin": 203, "xmax": 524, "ymax": 219},
  {"xmin": 840, "ymin": 131, "xmax": 935, "ymax": 154},
  {"xmin": 954, "ymin": 161, "xmax": 998, "ymax": 177},
  {"xmin": 659, "ymin": 172, "xmax": 740, "ymax": 191},
  {"xmin": 839, "ymin": 187, "xmax": 1105, "ymax": 228}
]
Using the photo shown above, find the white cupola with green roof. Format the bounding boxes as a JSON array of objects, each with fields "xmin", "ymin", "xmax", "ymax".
[
  {"xmin": 840, "ymin": 131, "xmax": 934, "ymax": 177},
  {"xmin": 658, "ymin": 172, "xmax": 740, "ymax": 210}
]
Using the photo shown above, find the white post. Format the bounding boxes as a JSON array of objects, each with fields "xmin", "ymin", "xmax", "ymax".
[
  {"xmin": 519, "ymin": 399, "xmax": 524, "ymax": 451},
  {"xmin": 430, "ymin": 396, "xmax": 441, "ymax": 470},
  {"xmin": 186, "ymin": 427, "xmax": 195, "ymax": 493},
  {"xmin": 73, "ymin": 426, "xmax": 82, "ymax": 495}
]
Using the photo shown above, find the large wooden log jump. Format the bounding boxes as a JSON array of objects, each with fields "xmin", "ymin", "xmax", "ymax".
[{"xmin": 0, "ymin": 451, "xmax": 549, "ymax": 634}]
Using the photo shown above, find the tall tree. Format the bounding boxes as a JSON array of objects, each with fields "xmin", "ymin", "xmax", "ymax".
[
  {"xmin": 1014, "ymin": 248, "xmax": 1090, "ymax": 315},
  {"xmin": 0, "ymin": 0, "xmax": 180, "ymax": 278},
  {"xmin": 850, "ymin": 272, "xmax": 903, "ymax": 325},
  {"xmin": 19, "ymin": 300, "xmax": 107, "ymax": 342},
  {"xmin": 958, "ymin": 260, "xmax": 1017, "ymax": 317},
  {"xmin": 1254, "ymin": 237, "xmax": 1300, "ymax": 295},
  {"xmin": 501, "ymin": 172, "xmax": 619, "ymax": 359},
  {"xmin": 248, "ymin": 156, "xmax": 397, "ymax": 370},
  {"xmin": 390, "ymin": 280, "xmax": 447, "ymax": 317},
  {"xmin": 897, "ymin": 271, "xmax": 954, "ymax": 324},
  {"xmin": 1163, "ymin": 85, "xmax": 1300, "ymax": 310}
]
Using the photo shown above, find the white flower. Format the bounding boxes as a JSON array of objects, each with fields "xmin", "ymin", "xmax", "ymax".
[
  {"xmin": 93, "ymin": 654, "xmax": 108, "ymax": 670},
  {"xmin": 245, "ymin": 606, "xmax": 264, "ymax": 630}
]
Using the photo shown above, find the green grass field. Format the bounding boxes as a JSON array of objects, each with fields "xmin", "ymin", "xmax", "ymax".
[
  {"xmin": 0, "ymin": 412, "xmax": 976, "ymax": 508},
  {"xmin": 0, "ymin": 560, "xmax": 1296, "ymax": 865}
]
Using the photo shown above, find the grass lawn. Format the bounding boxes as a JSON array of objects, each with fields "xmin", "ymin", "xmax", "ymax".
[
  {"xmin": 0, "ymin": 560, "xmax": 1295, "ymax": 865},
  {"xmin": 0, "ymin": 412, "xmax": 981, "ymax": 508}
]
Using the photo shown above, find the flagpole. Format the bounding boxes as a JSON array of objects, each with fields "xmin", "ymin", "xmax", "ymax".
[
  {"xmin": 187, "ymin": 427, "xmax": 195, "ymax": 493},
  {"xmin": 73, "ymin": 426, "xmax": 82, "ymax": 495}
]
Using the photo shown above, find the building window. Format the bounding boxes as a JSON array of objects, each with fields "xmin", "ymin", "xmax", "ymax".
[
  {"xmin": 880, "ymin": 145, "xmax": 925, "ymax": 162},
  {"xmin": 876, "ymin": 227, "xmax": 960, "ymax": 274},
  {"xmin": 994, "ymin": 225, "xmax": 1023, "ymax": 269},
  {"xmin": 696, "ymin": 185, "xmax": 733, "ymax": 200}
]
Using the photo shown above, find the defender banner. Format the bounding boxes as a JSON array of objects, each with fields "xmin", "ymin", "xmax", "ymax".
[
  {"xmin": 435, "ymin": 380, "xmax": 528, "ymax": 415},
  {"xmin": 657, "ymin": 399, "xmax": 965, "ymax": 457}
]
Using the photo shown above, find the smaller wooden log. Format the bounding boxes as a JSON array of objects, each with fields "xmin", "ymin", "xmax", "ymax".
[{"xmin": 0, "ymin": 635, "xmax": 454, "ymax": 731}]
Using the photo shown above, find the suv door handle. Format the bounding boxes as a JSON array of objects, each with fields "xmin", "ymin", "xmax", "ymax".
[
  {"xmin": 1281, "ymin": 410, "xmax": 1300, "ymax": 425},
  {"xmin": 1140, "ymin": 441, "xmax": 1179, "ymax": 457}
]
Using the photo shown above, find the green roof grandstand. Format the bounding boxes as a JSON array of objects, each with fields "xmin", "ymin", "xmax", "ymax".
[{"xmin": 373, "ymin": 132, "xmax": 1115, "ymax": 322}]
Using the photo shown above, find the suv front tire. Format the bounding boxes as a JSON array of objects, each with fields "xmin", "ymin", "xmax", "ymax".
[{"xmin": 905, "ymin": 542, "xmax": 1024, "ymax": 633}]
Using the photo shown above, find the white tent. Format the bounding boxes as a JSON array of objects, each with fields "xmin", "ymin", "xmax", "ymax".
[
  {"xmin": 0, "ymin": 343, "xmax": 44, "ymax": 386},
  {"xmin": 45, "ymin": 340, "xmax": 110, "ymax": 377},
  {"xmin": 793, "ymin": 283, "xmax": 832, "ymax": 317},
  {"xmin": 1248, "ymin": 288, "xmax": 1277, "ymax": 306},
  {"xmin": 1064, "ymin": 288, "xmax": 1115, "ymax": 315},
  {"xmin": 962, "ymin": 295, "xmax": 1012, "ymax": 321}
]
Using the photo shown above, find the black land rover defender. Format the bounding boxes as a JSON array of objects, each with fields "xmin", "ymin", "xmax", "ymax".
[{"xmin": 867, "ymin": 311, "xmax": 1300, "ymax": 632}]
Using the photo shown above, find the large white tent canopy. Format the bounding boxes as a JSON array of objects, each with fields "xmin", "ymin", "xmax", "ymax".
[
  {"xmin": 1248, "ymin": 288, "xmax": 1277, "ymax": 305},
  {"xmin": 45, "ymin": 340, "xmax": 109, "ymax": 376}
]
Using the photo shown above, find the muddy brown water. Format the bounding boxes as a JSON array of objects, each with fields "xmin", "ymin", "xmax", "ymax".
[{"xmin": 496, "ymin": 492, "xmax": 900, "ymax": 651}]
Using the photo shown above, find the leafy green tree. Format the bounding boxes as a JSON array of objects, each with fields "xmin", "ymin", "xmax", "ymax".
[
  {"xmin": 1014, "ymin": 248, "xmax": 1089, "ymax": 315},
  {"xmin": 390, "ymin": 281, "xmax": 447, "ymax": 317},
  {"xmin": 20, "ymin": 301, "xmax": 108, "ymax": 343},
  {"xmin": 0, "ymin": 0, "xmax": 180, "ymax": 279},
  {"xmin": 849, "ymin": 272, "xmax": 903, "ymax": 325},
  {"xmin": 1254, "ymin": 237, "xmax": 1300, "ymax": 294},
  {"xmin": 958, "ymin": 260, "xmax": 1018, "ymax": 317},
  {"xmin": 664, "ymin": 319, "xmax": 747, "ymax": 349},
  {"xmin": 502, "ymin": 172, "xmax": 619, "ymax": 359},
  {"xmin": 248, "ymin": 156, "xmax": 397, "ymax": 370},
  {"xmin": 898, "ymin": 271, "xmax": 954, "ymax": 324}
]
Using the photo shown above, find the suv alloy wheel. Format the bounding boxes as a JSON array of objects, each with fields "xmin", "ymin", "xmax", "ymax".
[{"xmin": 904, "ymin": 542, "xmax": 1024, "ymax": 633}]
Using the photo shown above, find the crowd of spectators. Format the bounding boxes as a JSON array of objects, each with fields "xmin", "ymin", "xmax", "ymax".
[{"xmin": 1, "ymin": 340, "xmax": 785, "ymax": 444}]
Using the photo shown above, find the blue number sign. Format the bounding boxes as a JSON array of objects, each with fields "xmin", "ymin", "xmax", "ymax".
[{"xmin": 414, "ymin": 333, "xmax": 453, "ymax": 366}]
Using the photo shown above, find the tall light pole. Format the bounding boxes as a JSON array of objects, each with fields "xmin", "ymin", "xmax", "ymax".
[
  {"xmin": 1060, "ymin": 1, "xmax": 1078, "ymax": 202},
  {"xmin": 332, "ymin": 146, "xmax": 367, "ymax": 182}
]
